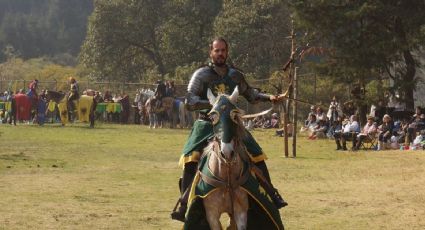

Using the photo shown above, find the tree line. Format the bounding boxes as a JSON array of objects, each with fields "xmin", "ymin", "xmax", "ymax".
[{"xmin": 1, "ymin": 0, "xmax": 425, "ymax": 112}]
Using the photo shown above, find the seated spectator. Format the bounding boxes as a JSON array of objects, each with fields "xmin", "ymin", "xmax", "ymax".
[
  {"xmin": 335, "ymin": 115, "xmax": 360, "ymax": 150},
  {"xmin": 305, "ymin": 106, "xmax": 316, "ymax": 126},
  {"xmin": 270, "ymin": 113, "xmax": 279, "ymax": 128},
  {"xmin": 253, "ymin": 115, "xmax": 266, "ymax": 128},
  {"xmin": 309, "ymin": 118, "xmax": 329, "ymax": 139},
  {"xmin": 316, "ymin": 107, "xmax": 326, "ymax": 121},
  {"xmin": 396, "ymin": 119, "xmax": 409, "ymax": 144},
  {"xmin": 389, "ymin": 135, "xmax": 400, "ymax": 150},
  {"xmin": 327, "ymin": 115, "xmax": 344, "ymax": 139},
  {"xmin": 301, "ymin": 114, "xmax": 318, "ymax": 133},
  {"xmin": 275, "ymin": 123, "xmax": 293, "ymax": 137},
  {"xmin": 352, "ymin": 116, "xmax": 377, "ymax": 150},
  {"xmin": 412, "ymin": 130, "xmax": 425, "ymax": 149},
  {"xmin": 262, "ymin": 115, "xmax": 277, "ymax": 129},
  {"xmin": 245, "ymin": 118, "xmax": 255, "ymax": 131},
  {"xmin": 377, "ymin": 114, "xmax": 394, "ymax": 150}
]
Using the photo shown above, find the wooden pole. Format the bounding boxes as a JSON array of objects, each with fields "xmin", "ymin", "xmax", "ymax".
[
  {"xmin": 292, "ymin": 67, "xmax": 298, "ymax": 158},
  {"xmin": 313, "ymin": 73, "xmax": 317, "ymax": 103},
  {"xmin": 284, "ymin": 19, "xmax": 296, "ymax": 157}
]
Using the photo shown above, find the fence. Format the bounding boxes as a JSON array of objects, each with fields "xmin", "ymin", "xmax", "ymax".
[
  {"xmin": 0, "ymin": 74, "xmax": 344, "ymax": 120},
  {"xmin": 0, "ymin": 79, "xmax": 188, "ymax": 96}
]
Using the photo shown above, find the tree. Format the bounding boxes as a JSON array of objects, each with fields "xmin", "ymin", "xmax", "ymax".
[
  {"xmin": 291, "ymin": 0, "xmax": 425, "ymax": 111},
  {"xmin": 0, "ymin": 0, "xmax": 93, "ymax": 62},
  {"xmin": 80, "ymin": 0, "xmax": 222, "ymax": 82},
  {"xmin": 213, "ymin": 0, "xmax": 292, "ymax": 79}
]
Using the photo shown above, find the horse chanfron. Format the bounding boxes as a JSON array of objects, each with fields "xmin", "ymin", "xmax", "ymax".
[{"xmin": 201, "ymin": 86, "xmax": 250, "ymax": 230}]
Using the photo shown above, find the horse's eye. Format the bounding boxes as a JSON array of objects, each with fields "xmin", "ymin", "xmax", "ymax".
[
  {"xmin": 230, "ymin": 110, "xmax": 239, "ymax": 123},
  {"xmin": 209, "ymin": 112, "xmax": 219, "ymax": 125}
]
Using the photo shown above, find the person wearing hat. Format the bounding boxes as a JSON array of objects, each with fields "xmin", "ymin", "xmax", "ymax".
[{"xmin": 352, "ymin": 116, "xmax": 378, "ymax": 150}]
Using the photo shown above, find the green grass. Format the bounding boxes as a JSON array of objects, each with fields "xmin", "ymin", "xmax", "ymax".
[{"xmin": 0, "ymin": 124, "xmax": 424, "ymax": 229}]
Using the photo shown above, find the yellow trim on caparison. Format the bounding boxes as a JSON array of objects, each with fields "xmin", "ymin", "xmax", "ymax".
[{"xmin": 178, "ymin": 151, "xmax": 201, "ymax": 168}]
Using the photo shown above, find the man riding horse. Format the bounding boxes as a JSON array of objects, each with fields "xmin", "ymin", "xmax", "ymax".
[
  {"xmin": 68, "ymin": 77, "xmax": 79, "ymax": 121},
  {"xmin": 27, "ymin": 79, "xmax": 39, "ymax": 99},
  {"xmin": 171, "ymin": 37, "xmax": 287, "ymax": 222},
  {"xmin": 154, "ymin": 79, "xmax": 166, "ymax": 108}
]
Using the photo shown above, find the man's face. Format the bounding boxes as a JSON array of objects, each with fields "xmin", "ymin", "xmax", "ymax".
[{"xmin": 210, "ymin": 40, "xmax": 228, "ymax": 66}]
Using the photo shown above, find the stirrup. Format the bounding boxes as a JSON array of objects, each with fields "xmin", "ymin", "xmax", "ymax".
[
  {"xmin": 171, "ymin": 202, "xmax": 187, "ymax": 222},
  {"xmin": 272, "ymin": 190, "xmax": 288, "ymax": 209}
]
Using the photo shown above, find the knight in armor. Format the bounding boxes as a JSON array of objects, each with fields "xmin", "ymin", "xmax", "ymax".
[{"xmin": 171, "ymin": 37, "xmax": 287, "ymax": 222}]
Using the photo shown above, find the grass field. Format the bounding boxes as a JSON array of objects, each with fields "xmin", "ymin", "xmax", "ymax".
[{"xmin": 1, "ymin": 123, "xmax": 425, "ymax": 230}]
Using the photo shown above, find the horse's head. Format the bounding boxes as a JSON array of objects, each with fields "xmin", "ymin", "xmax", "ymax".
[
  {"xmin": 45, "ymin": 90, "xmax": 66, "ymax": 103},
  {"xmin": 207, "ymin": 87, "xmax": 244, "ymax": 158}
]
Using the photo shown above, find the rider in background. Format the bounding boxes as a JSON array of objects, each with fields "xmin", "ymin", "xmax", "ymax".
[
  {"xmin": 27, "ymin": 79, "xmax": 39, "ymax": 100},
  {"xmin": 154, "ymin": 79, "xmax": 166, "ymax": 108},
  {"xmin": 165, "ymin": 80, "xmax": 175, "ymax": 97},
  {"xmin": 67, "ymin": 77, "xmax": 79, "ymax": 120},
  {"xmin": 68, "ymin": 77, "xmax": 79, "ymax": 102}
]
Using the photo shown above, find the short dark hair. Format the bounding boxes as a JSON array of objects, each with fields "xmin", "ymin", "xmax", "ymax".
[{"xmin": 209, "ymin": 37, "xmax": 228, "ymax": 50}]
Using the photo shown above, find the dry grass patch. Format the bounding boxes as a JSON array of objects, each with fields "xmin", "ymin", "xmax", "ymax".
[{"xmin": 0, "ymin": 124, "xmax": 424, "ymax": 229}]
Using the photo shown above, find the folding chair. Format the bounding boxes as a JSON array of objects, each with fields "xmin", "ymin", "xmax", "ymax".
[{"xmin": 361, "ymin": 134, "xmax": 378, "ymax": 150}]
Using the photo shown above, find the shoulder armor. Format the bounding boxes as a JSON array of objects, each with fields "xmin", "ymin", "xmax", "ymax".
[{"xmin": 185, "ymin": 66, "xmax": 215, "ymax": 111}]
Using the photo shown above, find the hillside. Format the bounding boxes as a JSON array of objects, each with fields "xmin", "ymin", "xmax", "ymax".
[{"xmin": 0, "ymin": 0, "xmax": 93, "ymax": 63}]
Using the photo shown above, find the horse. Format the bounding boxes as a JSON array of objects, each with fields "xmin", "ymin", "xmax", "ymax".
[
  {"xmin": 182, "ymin": 87, "xmax": 284, "ymax": 230},
  {"xmin": 136, "ymin": 88, "xmax": 154, "ymax": 125},
  {"xmin": 45, "ymin": 90, "xmax": 96, "ymax": 128},
  {"xmin": 9, "ymin": 92, "xmax": 41, "ymax": 125},
  {"xmin": 144, "ymin": 95, "xmax": 175, "ymax": 128},
  {"xmin": 201, "ymin": 87, "xmax": 250, "ymax": 230}
]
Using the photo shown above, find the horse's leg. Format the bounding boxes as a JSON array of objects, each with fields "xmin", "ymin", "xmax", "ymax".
[
  {"xmin": 204, "ymin": 195, "xmax": 223, "ymax": 230},
  {"xmin": 89, "ymin": 101, "xmax": 95, "ymax": 128},
  {"xmin": 149, "ymin": 112, "xmax": 154, "ymax": 128},
  {"xmin": 179, "ymin": 103, "xmax": 186, "ymax": 128},
  {"xmin": 232, "ymin": 189, "xmax": 249, "ymax": 230}
]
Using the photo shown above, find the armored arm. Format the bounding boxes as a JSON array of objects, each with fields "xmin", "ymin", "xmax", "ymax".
[
  {"xmin": 185, "ymin": 68, "xmax": 212, "ymax": 111},
  {"xmin": 233, "ymin": 70, "xmax": 271, "ymax": 103}
]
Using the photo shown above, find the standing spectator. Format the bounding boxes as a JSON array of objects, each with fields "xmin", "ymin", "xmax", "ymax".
[
  {"xmin": 120, "ymin": 94, "xmax": 130, "ymax": 124},
  {"xmin": 103, "ymin": 90, "xmax": 113, "ymax": 102},
  {"xmin": 94, "ymin": 91, "xmax": 103, "ymax": 103},
  {"xmin": 377, "ymin": 114, "xmax": 394, "ymax": 150},
  {"xmin": 327, "ymin": 104, "xmax": 339, "ymax": 123}
]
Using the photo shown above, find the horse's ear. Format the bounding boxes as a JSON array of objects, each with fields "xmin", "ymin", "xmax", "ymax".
[
  {"xmin": 207, "ymin": 88, "xmax": 216, "ymax": 105},
  {"xmin": 229, "ymin": 86, "xmax": 239, "ymax": 104}
]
